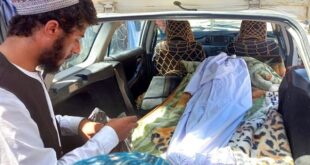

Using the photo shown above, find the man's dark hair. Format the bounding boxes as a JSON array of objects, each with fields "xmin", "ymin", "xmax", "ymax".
[{"xmin": 8, "ymin": 0, "xmax": 97, "ymax": 37}]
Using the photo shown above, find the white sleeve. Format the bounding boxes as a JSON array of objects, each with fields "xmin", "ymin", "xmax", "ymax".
[
  {"xmin": 55, "ymin": 115, "xmax": 83, "ymax": 136},
  {"xmin": 0, "ymin": 88, "xmax": 58, "ymax": 165},
  {"xmin": 0, "ymin": 128, "xmax": 19, "ymax": 165},
  {"xmin": 0, "ymin": 88, "xmax": 119, "ymax": 165},
  {"xmin": 58, "ymin": 126, "xmax": 119, "ymax": 165}
]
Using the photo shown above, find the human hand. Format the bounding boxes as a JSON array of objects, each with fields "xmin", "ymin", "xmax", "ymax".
[
  {"xmin": 78, "ymin": 118, "xmax": 104, "ymax": 140},
  {"xmin": 106, "ymin": 116, "xmax": 138, "ymax": 141}
]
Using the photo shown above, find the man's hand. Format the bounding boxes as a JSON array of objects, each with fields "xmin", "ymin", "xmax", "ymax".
[
  {"xmin": 78, "ymin": 119, "xmax": 104, "ymax": 140},
  {"xmin": 106, "ymin": 116, "xmax": 138, "ymax": 141},
  {"xmin": 78, "ymin": 116, "xmax": 138, "ymax": 141}
]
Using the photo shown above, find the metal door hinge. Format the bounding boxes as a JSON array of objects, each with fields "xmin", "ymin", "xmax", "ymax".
[{"xmin": 97, "ymin": 1, "xmax": 116, "ymax": 13}]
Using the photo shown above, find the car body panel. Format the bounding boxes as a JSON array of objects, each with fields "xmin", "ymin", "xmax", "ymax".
[{"xmin": 93, "ymin": 0, "xmax": 310, "ymax": 20}]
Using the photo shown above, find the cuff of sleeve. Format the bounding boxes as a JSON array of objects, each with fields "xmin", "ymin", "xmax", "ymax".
[
  {"xmin": 58, "ymin": 116, "xmax": 84, "ymax": 136},
  {"xmin": 91, "ymin": 125, "xmax": 119, "ymax": 154},
  {"xmin": 69, "ymin": 116, "xmax": 84, "ymax": 135}
]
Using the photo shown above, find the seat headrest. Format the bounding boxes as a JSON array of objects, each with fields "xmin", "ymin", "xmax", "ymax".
[
  {"xmin": 237, "ymin": 20, "xmax": 267, "ymax": 42},
  {"xmin": 166, "ymin": 20, "xmax": 195, "ymax": 42},
  {"xmin": 227, "ymin": 20, "xmax": 280, "ymax": 56}
]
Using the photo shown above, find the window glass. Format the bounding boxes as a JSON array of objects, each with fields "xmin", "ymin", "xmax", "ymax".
[
  {"xmin": 189, "ymin": 19, "xmax": 273, "ymax": 32},
  {"xmin": 108, "ymin": 20, "xmax": 145, "ymax": 56},
  {"xmin": 59, "ymin": 24, "xmax": 101, "ymax": 71},
  {"xmin": 155, "ymin": 20, "xmax": 166, "ymax": 42},
  {"xmin": 154, "ymin": 20, "xmax": 274, "ymax": 43}
]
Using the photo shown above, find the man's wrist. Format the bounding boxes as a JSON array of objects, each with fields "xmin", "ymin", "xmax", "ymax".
[{"xmin": 78, "ymin": 118, "xmax": 89, "ymax": 137}]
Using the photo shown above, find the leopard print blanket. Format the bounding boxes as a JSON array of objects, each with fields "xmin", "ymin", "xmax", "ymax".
[
  {"xmin": 132, "ymin": 64, "xmax": 293, "ymax": 165},
  {"xmin": 131, "ymin": 74, "xmax": 191, "ymax": 156},
  {"xmin": 228, "ymin": 92, "xmax": 294, "ymax": 165}
]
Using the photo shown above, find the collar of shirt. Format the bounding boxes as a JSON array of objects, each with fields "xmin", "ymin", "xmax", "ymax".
[
  {"xmin": 12, "ymin": 64, "xmax": 42, "ymax": 82},
  {"xmin": 200, "ymin": 52, "xmax": 235, "ymax": 85}
]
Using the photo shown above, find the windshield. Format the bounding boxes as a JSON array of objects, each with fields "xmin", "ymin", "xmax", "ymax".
[{"xmin": 189, "ymin": 19, "xmax": 241, "ymax": 32}]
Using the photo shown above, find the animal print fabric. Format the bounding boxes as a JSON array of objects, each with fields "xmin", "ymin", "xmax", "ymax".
[
  {"xmin": 228, "ymin": 92, "xmax": 294, "ymax": 165},
  {"xmin": 132, "ymin": 60, "xmax": 293, "ymax": 164},
  {"xmin": 131, "ymin": 74, "xmax": 192, "ymax": 155},
  {"xmin": 151, "ymin": 126, "xmax": 176, "ymax": 153},
  {"xmin": 227, "ymin": 20, "xmax": 280, "ymax": 56},
  {"xmin": 153, "ymin": 20, "xmax": 205, "ymax": 76}
]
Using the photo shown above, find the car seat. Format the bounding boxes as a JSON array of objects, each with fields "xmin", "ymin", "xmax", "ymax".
[
  {"xmin": 153, "ymin": 20, "xmax": 206, "ymax": 76},
  {"xmin": 227, "ymin": 20, "xmax": 280, "ymax": 56}
]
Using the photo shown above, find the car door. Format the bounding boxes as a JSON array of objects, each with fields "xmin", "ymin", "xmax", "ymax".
[
  {"xmin": 104, "ymin": 20, "xmax": 150, "ymax": 99},
  {"xmin": 48, "ymin": 21, "xmax": 149, "ymax": 153}
]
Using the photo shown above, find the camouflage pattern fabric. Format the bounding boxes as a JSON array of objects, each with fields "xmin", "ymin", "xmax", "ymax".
[
  {"xmin": 242, "ymin": 56, "xmax": 282, "ymax": 91},
  {"xmin": 132, "ymin": 61, "xmax": 200, "ymax": 155},
  {"xmin": 132, "ymin": 74, "xmax": 192, "ymax": 156}
]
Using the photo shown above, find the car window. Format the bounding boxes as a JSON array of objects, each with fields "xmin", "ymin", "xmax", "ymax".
[
  {"xmin": 152, "ymin": 19, "xmax": 277, "ymax": 57},
  {"xmin": 154, "ymin": 20, "xmax": 166, "ymax": 43},
  {"xmin": 59, "ymin": 25, "xmax": 101, "ymax": 71},
  {"xmin": 154, "ymin": 19, "xmax": 275, "ymax": 44},
  {"xmin": 108, "ymin": 20, "xmax": 145, "ymax": 56}
]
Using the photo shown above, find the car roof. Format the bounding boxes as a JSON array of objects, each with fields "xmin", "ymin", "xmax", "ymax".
[
  {"xmin": 93, "ymin": 0, "xmax": 309, "ymax": 20},
  {"xmin": 97, "ymin": 10, "xmax": 298, "ymax": 22}
]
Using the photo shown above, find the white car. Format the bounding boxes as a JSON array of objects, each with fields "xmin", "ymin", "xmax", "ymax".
[{"xmin": 48, "ymin": 1, "xmax": 310, "ymax": 164}]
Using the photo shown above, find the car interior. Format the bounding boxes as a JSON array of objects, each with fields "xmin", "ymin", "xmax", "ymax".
[{"xmin": 31, "ymin": 13, "xmax": 310, "ymax": 164}]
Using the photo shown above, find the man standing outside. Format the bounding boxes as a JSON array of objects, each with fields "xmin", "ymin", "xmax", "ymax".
[{"xmin": 0, "ymin": 0, "xmax": 138, "ymax": 164}]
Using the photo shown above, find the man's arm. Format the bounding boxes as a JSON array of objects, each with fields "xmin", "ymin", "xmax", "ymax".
[
  {"xmin": 0, "ymin": 88, "xmax": 136, "ymax": 165},
  {"xmin": 0, "ymin": 122, "xmax": 20, "ymax": 165},
  {"xmin": 0, "ymin": 88, "xmax": 58, "ymax": 165},
  {"xmin": 59, "ymin": 116, "xmax": 138, "ymax": 164},
  {"xmin": 58, "ymin": 125, "xmax": 119, "ymax": 164}
]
